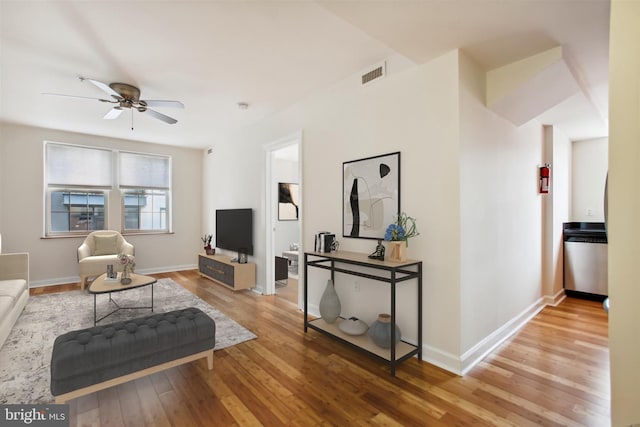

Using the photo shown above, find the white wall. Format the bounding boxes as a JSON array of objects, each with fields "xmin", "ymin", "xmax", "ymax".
[
  {"xmin": 203, "ymin": 49, "xmax": 561, "ymax": 374},
  {"xmin": 546, "ymin": 126, "xmax": 572, "ymax": 297},
  {"xmin": 458, "ymin": 53, "xmax": 546, "ymax": 370},
  {"xmin": 571, "ymin": 137, "xmax": 608, "ymax": 222},
  {"xmin": 202, "ymin": 126, "xmax": 266, "ymax": 290},
  {"xmin": 0, "ymin": 122, "xmax": 203, "ymax": 285},
  {"xmin": 203, "ymin": 52, "xmax": 464, "ymax": 366},
  {"xmin": 609, "ymin": 1, "xmax": 640, "ymax": 424}
]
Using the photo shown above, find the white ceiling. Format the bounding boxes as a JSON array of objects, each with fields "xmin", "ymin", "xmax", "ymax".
[{"xmin": 0, "ymin": 0, "xmax": 610, "ymax": 149}]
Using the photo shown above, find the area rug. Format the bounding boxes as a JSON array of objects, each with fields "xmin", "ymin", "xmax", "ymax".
[{"xmin": 0, "ymin": 278, "xmax": 257, "ymax": 404}]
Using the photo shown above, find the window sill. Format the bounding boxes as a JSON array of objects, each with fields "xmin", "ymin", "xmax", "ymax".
[{"xmin": 42, "ymin": 231, "xmax": 175, "ymax": 239}]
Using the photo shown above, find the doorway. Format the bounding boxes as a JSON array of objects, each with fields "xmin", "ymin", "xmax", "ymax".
[{"xmin": 264, "ymin": 132, "xmax": 302, "ymax": 306}]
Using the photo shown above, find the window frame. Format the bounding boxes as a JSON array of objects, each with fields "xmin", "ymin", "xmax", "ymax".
[
  {"xmin": 120, "ymin": 188, "xmax": 171, "ymax": 234},
  {"xmin": 118, "ymin": 150, "xmax": 172, "ymax": 234},
  {"xmin": 43, "ymin": 141, "xmax": 172, "ymax": 237},
  {"xmin": 45, "ymin": 188, "xmax": 109, "ymax": 236}
]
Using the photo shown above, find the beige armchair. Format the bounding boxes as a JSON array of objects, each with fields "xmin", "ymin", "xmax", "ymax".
[{"xmin": 78, "ymin": 230, "xmax": 134, "ymax": 289}]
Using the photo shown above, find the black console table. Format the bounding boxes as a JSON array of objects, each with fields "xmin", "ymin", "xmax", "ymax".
[{"xmin": 304, "ymin": 250, "xmax": 422, "ymax": 376}]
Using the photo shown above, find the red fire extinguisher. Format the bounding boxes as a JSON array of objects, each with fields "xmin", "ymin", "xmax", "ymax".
[{"xmin": 539, "ymin": 164, "xmax": 550, "ymax": 194}]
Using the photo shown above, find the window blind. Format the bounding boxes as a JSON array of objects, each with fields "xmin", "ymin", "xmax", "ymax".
[
  {"xmin": 119, "ymin": 152, "xmax": 171, "ymax": 189},
  {"xmin": 45, "ymin": 142, "xmax": 113, "ymax": 188}
]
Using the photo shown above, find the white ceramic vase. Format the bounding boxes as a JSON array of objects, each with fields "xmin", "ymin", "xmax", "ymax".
[{"xmin": 319, "ymin": 279, "xmax": 341, "ymax": 323}]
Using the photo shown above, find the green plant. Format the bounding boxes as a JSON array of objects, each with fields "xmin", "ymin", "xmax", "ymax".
[{"xmin": 384, "ymin": 212, "xmax": 419, "ymax": 245}]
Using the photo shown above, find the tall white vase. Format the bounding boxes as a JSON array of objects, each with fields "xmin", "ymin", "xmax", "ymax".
[{"xmin": 319, "ymin": 279, "xmax": 341, "ymax": 324}]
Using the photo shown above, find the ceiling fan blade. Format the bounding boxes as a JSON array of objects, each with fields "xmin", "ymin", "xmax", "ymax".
[
  {"xmin": 80, "ymin": 77, "xmax": 121, "ymax": 99},
  {"xmin": 104, "ymin": 107, "xmax": 124, "ymax": 120},
  {"xmin": 42, "ymin": 93, "xmax": 115, "ymax": 103},
  {"xmin": 142, "ymin": 100, "xmax": 184, "ymax": 108},
  {"xmin": 143, "ymin": 108, "xmax": 178, "ymax": 124}
]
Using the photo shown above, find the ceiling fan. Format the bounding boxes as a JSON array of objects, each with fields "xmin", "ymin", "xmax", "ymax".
[{"xmin": 44, "ymin": 77, "xmax": 184, "ymax": 125}]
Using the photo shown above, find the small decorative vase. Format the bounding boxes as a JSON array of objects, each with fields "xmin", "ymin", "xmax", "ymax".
[
  {"xmin": 120, "ymin": 268, "xmax": 132, "ymax": 285},
  {"xmin": 205, "ymin": 247, "xmax": 215, "ymax": 255},
  {"xmin": 338, "ymin": 317, "xmax": 368, "ymax": 336},
  {"xmin": 368, "ymin": 313, "xmax": 401, "ymax": 348},
  {"xmin": 387, "ymin": 241, "xmax": 407, "ymax": 262},
  {"xmin": 319, "ymin": 279, "xmax": 341, "ymax": 324}
]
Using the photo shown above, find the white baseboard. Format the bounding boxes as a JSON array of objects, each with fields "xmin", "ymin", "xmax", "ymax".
[
  {"xmin": 544, "ymin": 288, "xmax": 567, "ymax": 306},
  {"xmin": 415, "ymin": 293, "xmax": 566, "ymax": 376},
  {"xmin": 28, "ymin": 264, "xmax": 197, "ymax": 288},
  {"xmin": 457, "ymin": 296, "xmax": 548, "ymax": 375}
]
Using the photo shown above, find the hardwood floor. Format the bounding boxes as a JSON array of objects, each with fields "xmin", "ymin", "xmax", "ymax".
[{"xmin": 31, "ymin": 271, "xmax": 610, "ymax": 426}]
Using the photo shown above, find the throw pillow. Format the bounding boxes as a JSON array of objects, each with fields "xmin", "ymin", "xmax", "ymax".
[{"xmin": 93, "ymin": 234, "xmax": 118, "ymax": 256}]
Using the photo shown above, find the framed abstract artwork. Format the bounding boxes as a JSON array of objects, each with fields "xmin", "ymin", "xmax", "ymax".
[
  {"xmin": 343, "ymin": 152, "xmax": 400, "ymax": 239},
  {"xmin": 278, "ymin": 182, "xmax": 299, "ymax": 220}
]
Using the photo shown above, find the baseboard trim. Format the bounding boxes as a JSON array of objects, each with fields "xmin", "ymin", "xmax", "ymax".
[
  {"xmin": 458, "ymin": 296, "xmax": 548, "ymax": 375},
  {"xmin": 29, "ymin": 264, "xmax": 197, "ymax": 288},
  {"xmin": 544, "ymin": 288, "xmax": 567, "ymax": 306},
  {"xmin": 415, "ymin": 294, "xmax": 561, "ymax": 376},
  {"xmin": 421, "ymin": 344, "xmax": 463, "ymax": 375}
]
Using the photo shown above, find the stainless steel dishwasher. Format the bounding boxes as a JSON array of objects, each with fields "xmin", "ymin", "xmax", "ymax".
[{"xmin": 563, "ymin": 222, "xmax": 608, "ymax": 299}]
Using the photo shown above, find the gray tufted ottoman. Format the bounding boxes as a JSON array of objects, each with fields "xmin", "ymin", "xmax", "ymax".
[{"xmin": 50, "ymin": 307, "xmax": 216, "ymax": 403}]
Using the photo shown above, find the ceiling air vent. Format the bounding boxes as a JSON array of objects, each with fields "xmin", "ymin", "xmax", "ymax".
[{"xmin": 361, "ymin": 61, "xmax": 386, "ymax": 85}]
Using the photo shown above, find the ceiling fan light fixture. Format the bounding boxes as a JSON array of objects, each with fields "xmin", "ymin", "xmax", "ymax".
[{"xmin": 49, "ymin": 78, "xmax": 182, "ymax": 126}]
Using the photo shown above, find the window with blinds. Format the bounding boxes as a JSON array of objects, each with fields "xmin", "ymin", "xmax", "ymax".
[
  {"xmin": 119, "ymin": 152, "xmax": 171, "ymax": 232},
  {"xmin": 44, "ymin": 142, "xmax": 172, "ymax": 236},
  {"xmin": 45, "ymin": 143, "xmax": 113, "ymax": 235}
]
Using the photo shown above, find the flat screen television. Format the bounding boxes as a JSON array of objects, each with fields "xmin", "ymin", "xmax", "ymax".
[{"xmin": 216, "ymin": 208, "xmax": 253, "ymax": 257}]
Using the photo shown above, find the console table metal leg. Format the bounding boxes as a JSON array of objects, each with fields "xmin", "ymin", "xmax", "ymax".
[
  {"xmin": 304, "ymin": 253, "xmax": 308, "ymax": 332},
  {"xmin": 418, "ymin": 262, "xmax": 423, "ymax": 360},
  {"xmin": 391, "ymin": 272, "xmax": 397, "ymax": 377}
]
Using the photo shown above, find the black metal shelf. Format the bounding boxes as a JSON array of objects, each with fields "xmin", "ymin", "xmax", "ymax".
[{"xmin": 304, "ymin": 250, "xmax": 422, "ymax": 376}]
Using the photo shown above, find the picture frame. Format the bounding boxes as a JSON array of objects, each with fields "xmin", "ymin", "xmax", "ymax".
[
  {"xmin": 278, "ymin": 182, "xmax": 299, "ymax": 220},
  {"xmin": 343, "ymin": 152, "xmax": 400, "ymax": 239}
]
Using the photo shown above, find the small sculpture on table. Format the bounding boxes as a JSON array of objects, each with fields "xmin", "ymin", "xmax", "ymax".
[{"xmin": 368, "ymin": 239, "xmax": 385, "ymax": 261}]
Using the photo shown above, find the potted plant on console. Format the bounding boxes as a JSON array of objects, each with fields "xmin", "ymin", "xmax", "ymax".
[
  {"xmin": 202, "ymin": 234, "xmax": 215, "ymax": 255},
  {"xmin": 384, "ymin": 212, "xmax": 419, "ymax": 262}
]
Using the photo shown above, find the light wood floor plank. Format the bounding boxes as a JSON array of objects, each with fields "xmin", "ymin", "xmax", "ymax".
[{"xmin": 36, "ymin": 270, "xmax": 610, "ymax": 426}]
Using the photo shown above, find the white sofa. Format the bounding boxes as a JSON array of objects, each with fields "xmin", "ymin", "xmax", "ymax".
[
  {"xmin": 0, "ymin": 250, "xmax": 29, "ymax": 350},
  {"xmin": 78, "ymin": 230, "xmax": 134, "ymax": 289}
]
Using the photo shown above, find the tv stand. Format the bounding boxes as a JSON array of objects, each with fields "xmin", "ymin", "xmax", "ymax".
[{"xmin": 198, "ymin": 253, "xmax": 255, "ymax": 290}]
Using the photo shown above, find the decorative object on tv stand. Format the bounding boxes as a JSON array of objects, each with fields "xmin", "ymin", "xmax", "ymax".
[
  {"xmin": 368, "ymin": 239, "xmax": 385, "ymax": 261},
  {"xmin": 338, "ymin": 316, "xmax": 368, "ymax": 336},
  {"xmin": 319, "ymin": 279, "xmax": 341, "ymax": 323},
  {"xmin": 343, "ymin": 152, "xmax": 400, "ymax": 240},
  {"xmin": 118, "ymin": 253, "xmax": 135, "ymax": 285},
  {"xmin": 202, "ymin": 234, "xmax": 215, "ymax": 255},
  {"xmin": 368, "ymin": 313, "xmax": 402, "ymax": 348},
  {"xmin": 384, "ymin": 212, "xmax": 419, "ymax": 262}
]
